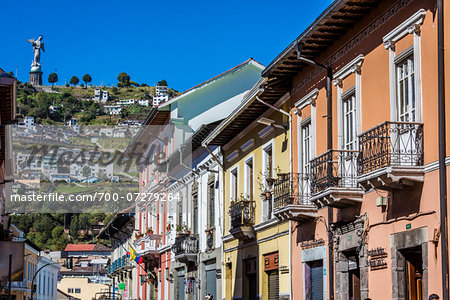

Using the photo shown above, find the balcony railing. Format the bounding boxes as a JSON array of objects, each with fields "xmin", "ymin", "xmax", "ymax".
[
  {"xmin": 358, "ymin": 121, "xmax": 424, "ymax": 175},
  {"xmin": 310, "ymin": 149, "xmax": 359, "ymax": 195},
  {"xmin": 230, "ymin": 200, "xmax": 254, "ymax": 229},
  {"xmin": 273, "ymin": 173, "xmax": 311, "ymax": 210},
  {"xmin": 172, "ymin": 234, "xmax": 199, "ymax": 256}
]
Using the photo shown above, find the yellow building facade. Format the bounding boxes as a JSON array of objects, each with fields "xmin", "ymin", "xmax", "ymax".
[{"xmin": 204, "ymin": 82, "xmax": 293, "ymax": 300}]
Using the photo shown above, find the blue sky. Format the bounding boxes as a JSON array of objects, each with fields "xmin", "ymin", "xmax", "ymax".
[{"xmin": 1, "ymin": 0, "xmax": 332, "ymax": 92}]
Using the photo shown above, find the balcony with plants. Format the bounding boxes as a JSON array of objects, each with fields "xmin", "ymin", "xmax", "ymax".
[
  {"xmin": 310, "ymin": 149, "xmax": 363, "ymax": 208},
  {"xmin": 229, "ymin": 194, "xmax": 255, "ymax": 240},
  {"xmin": 172, "ymin": 228, "xmax": 199, "ymax": 264},
  {"xmin": 272, "ymin": 172, "xmax": 317, "ymax": 221},
  {"xmin": 357, "ymin": 121, "xmax": 424, "ymax": 190}
]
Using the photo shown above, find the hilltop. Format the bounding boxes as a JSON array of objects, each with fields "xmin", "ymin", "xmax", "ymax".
[{"xmin": 16, "ymin": 83, "xmax": 179, "ymax": 125}]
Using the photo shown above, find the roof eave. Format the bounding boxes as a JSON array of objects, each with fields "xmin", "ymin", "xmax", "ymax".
[
  {"xmin": 262, "ymin": 0, "xmax": 347, "ymax": 77},
  {"xmin": 202, "ymin": 77, "xmax": 267, "ymax": 146}
]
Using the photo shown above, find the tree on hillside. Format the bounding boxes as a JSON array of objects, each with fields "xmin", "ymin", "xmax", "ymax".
[
  {"xmin": 130, "ymin": 81, "xmax": 140, "ymax": 87},
  {"xmin": 157, "ymin": 80, "xmax": 168, "ymax": 86},
  {"xmin": 82, "ymin": 74, "xmax": 92, "ymax": 88},
  {"xmin": 117, "ymin": 72, "xmax": 130, "ymax": 87},
  {"xmin": 69, "ymin": 76, "xmax": 80, "ymax": 86},
  {"xmin": 48, "ymin": 72, "xmax": 58, "ymax": 87},
  {"xmin": 69, "ymin": 216, "xmax": 80, "ymax": 239}
]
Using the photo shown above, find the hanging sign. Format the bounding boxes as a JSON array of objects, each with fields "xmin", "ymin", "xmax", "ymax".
[{"xmin": 264, "ymin": 252, "xmax": 279, "ymax": 271}]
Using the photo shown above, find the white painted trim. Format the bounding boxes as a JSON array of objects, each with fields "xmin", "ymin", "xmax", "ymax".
[
  {"xmin": 261, "ymin": 139, "xmax": 275, "ymax": 221},
  {"xmin": 333, "ymin": 55, "xmax": 364, "ymax": 150},
  {"xmin": 382, "ymin": 9, "xmax": 427, "ymax": 45},
  {"xmin": 384, "ymin": 9, "xmax": 425, "ymax": 122},
  {"xmin": 244, "ymin": 153, "xmax": 255, "ymax": 200},
  {"xmin": 294, "ymin": 88, "xmax": 319, "ymax": 110},
  {"xmin": 333, "ymin": 55, "xmax": 364, "ymax": 80},
  {"xmin": 229, "ymin": 164, "xmax": 239, "ymax": 204}
]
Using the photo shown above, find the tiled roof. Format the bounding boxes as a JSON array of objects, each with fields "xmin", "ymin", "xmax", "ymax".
[{"xmin": 64, "ymin": 243, "xmax": 111, "ymax": 252}]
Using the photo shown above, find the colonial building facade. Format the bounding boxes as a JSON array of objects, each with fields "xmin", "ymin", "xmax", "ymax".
[{"xmin": 258, "ymin": 0, "xmax": 450, "ymax": 298}]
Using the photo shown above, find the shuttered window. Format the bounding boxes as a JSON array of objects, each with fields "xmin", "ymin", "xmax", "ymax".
[
  {"xmin": 310, "ymin": 262, "xmax": 323, "ymax": 300},
  {"xmin": 177, "ymin": 275, "xmax": 185, "ymax": 300},
  {"xmin": 268, "ymin": 271, "xmax": 279, "ymax": 300},
  {"xmin": 206, "ymin": 269, "xmax": 217, "ymax": 300}
]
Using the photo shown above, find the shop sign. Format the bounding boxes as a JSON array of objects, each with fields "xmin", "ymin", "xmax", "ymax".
[
  {"xmin": 368, "ymin": 247, "xmax": 387, "ymax": 270},
  {"xmin": 264, "ymin": 252, "xmax": 279, "ymax": 271},
  {"xmin": 119, "ymin": 283, "xmax": 125, "ymax": 290},
  {"xmin": 300, "ymin": 238, "xmax": 325, "ymax": 249}
]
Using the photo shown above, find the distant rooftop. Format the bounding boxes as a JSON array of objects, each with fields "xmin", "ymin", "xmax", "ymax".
[
  {"xmin": 158, "ymin": 58, "xmax": 264, "ymax": 108},
  {"xmin": 64, "ymin": 243, "xmax": 111, "ymax": 252}
]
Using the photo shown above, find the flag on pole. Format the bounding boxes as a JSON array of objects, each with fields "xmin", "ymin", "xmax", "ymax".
[{"xmin": 128, "ymin": 242, "xmax": 137, "ymax": 262}]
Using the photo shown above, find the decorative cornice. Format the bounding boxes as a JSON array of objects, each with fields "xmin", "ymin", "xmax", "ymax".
[
  {"xmin": 383, "ymin": 9, "xmax": 427, "ymax": 47},
  {"xmin": 333, "ymin": 54, "xmax": 365, "ymax": 83},
  {"xmin": 294, "ymin": 88, "xmax": 319, "ymax": 110},
  {"xmin": 292, "ymin": 0, "xmax": 414, "ymax": 94}
]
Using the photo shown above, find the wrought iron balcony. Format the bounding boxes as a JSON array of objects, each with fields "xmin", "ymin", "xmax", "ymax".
[
  {"xmin": 229, "ymin": 200, "xmax": 255, "ymax": 240},
  {"xmin": 272, "ymin": 173, "xmax": 317, "ymax": 221},
  {"xmin": 358, "ymin": 121, "xmax": 424, "ymax": 190},
  {"xmin": 310, "ymin": 149, "xmax": 363, "ymax": 208},
  {"xmin": 172, "ymin": 234, "xmax": 198, "ymax": 264}
]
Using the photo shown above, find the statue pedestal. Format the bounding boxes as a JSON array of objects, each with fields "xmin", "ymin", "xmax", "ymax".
[{"xmin": 29, "ymin": 70, "xmax": 42, "ymax": 86}]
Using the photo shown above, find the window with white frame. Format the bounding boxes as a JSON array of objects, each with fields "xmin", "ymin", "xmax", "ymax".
[
  {"xmin": 333, "ymin": 55, "xmax": 363, "ymax": 151},
  {"xmin": 177, "ymin": 200, "xmax": 183, "ymax": 226},
  {"xmin": 396, "ymin": 53, "xmax": 415, "ymax": 122},
  {"xmin": 208, "ymin": 180, "xmax": 215, "ymax": 228},
  {"xmin": 230, "ymin": 168, "xmax": 238, "ymax": 203},
  {"xmin": 301, "ymin": 120, "xmax": 312, "ymax": 174},
  {"xmin": 383, "ymin": 9, "xmax": 425, "ymax": 123},
  {"xmin": 193, "ymin": 192, "xmax": 198, "ymax": 234},
  {"xmin": 245, "ymin": 157, "xmax": 254, "ymax": 201},
  {"xmin": 262, "ymin": 142, "xmax": 273, "ymax": 221},
  {"xmin": 342, "ymin": 89, "xmax": 357, "ymax": 150},
  {"xmin": 262, "ymin": 144, "xmax": 273, "ymax": 181}
]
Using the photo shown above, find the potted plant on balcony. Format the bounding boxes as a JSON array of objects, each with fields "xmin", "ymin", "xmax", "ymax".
[
  {"xmin": 275, "ymin": 166, "xmax": 287, "ymax": 181},
  {"xmin": 183, "ymin": 224, "xmax": 191, "ymax": 235},
  {"xmin": 146, "ymin": 227, "xmax": 153, "ymax": 235},
  {"xmin": 176, "ymin": 224, "xmax": 184, "ymax": 237},
  {"xmin": 166, "ymin": 223, "xmax": 172, "ymax": 232},
  {"xmin": 237, "ymin": 193, "xmax": 248, "ymax": 203},
  {"xmin": 135, "ymin": 232, "xmax": 144, "ymax": 239}
]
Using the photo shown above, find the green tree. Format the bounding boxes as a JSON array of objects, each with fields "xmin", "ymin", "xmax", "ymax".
[
  {"xmin": 78, "ymin": 214, "xmax": 90, "ymax": 230},
  {"xmin": 130, "ymin": 81, "xmax": 140, "ymax": 87},
  {"xmin": 117, "ymin": 72, "xmax": 130, "ymax": 87},
  {"xmin": 157, "ymin": 80, "xmax": 168, "ymax": 86},
  {"xmin": 82, "ymin": 74, "xmax": 92, "ymax": 88},
  {"xmin": 48, "ymin": 72, "xmax": 58, "ymax": 87},
  {"xmin": 52, "ymin": 226, "xmax": 65, "ymax": 239},
  {"xmin": 69, "ymin": 76, "xmax": 80, "ymax": 86},
  {"xmin": 69, "ymin": 216, "xmax": 80, "ymax": 239}
]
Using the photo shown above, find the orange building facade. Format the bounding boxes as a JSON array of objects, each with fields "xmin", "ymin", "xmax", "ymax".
[{"xmin": 261, "ymin": 0, "xmax": 450, "ymax": 298}]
